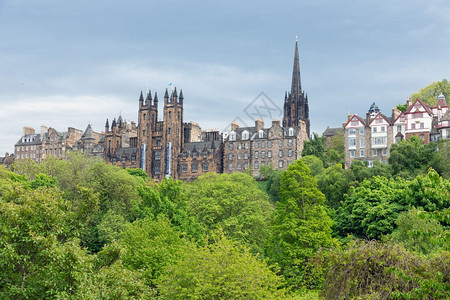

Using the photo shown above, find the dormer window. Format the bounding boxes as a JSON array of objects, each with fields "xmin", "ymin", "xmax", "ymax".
[
  {"xmin": 242, "ymin": 130, "xmax": 249, "ymax": 140},
  {"xmin": 288, "ymin": 128, "xmax": 294, "ymax": 136},
  {"xmin": 230, "ymin": 131, "xmax": 236, "ymax": 141},
  {"xmin": 258, "ymin": 130, "xmax": 264, "ymax": 138}
]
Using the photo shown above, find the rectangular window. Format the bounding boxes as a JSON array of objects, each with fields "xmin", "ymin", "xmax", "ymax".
[
  {"xmin": 372, "ymin": 137, "xmax": 387, "ymax": 145},
  {"xmin": 268, "ymin": 141, "xmax": 272, "ymax": 147},
  {"xmin": 202, "ymin": 163, "xmax": 209, "ymax": 172},
  {"xmin": 348, "ymin": 137, "xmax": 356, "ymax": 146},
  {"xmin": 191, "ymin": 163, "xmax": 198, "ymax": 173},
  {"xmin": 420, "ymin": 123, "xmax": 424, "ymax": 129},
  {"xmin": 279, "ymin": 150, "xmax": 283, "ymax": 157},
  {"xmin": 381, "ymin": 126, "xmax": 385, "ymax": 132},
  {"xmin": 288, "ymin": 149, "xmax": 293, "ymax": 157},
  {"xmin": 238, "ymin": 142, "xmax": 242, "ymax": 149},
  {"xmin": 348, "ymin": 129, "xmax": 356, "ymax": 135},
  {"xmin": 279, "ymin": 140, "xmax": 283, "ymax": 147},
  {"xmin": 288, "ymin": 139, "xmax": 293, "ymax": 146},
  {"xmin": 359, "ymin": 128, "xmax": 365, "ymax": 134},
  {"xmin": 255, "ymin": 151, "xmax": 259, "ymax": 159},
  {"xmin": 372, "ymin": 149, "xmax": 377, "ymax": 156},
  {"xmin": 359, "ymin": 138, "xmax": 365, "ymax": 147},
  {"xmin": 229, "ymin": 143, "xmax": 234, "ymax": 150},
  {"xmin": 360, "ymin": 149, "xmax": 365, "ymax": 157},
  {"xmin": 261, "ymin": 141, "xmax": 266, "ymax": 148},
  {"xmin": 237, "ymin": 163, "xmax": 242, "ymax": 170},
  {"xmin": 238, "ymin": 153, "xmax": 242, "ymax": 160},
  {"xmin": 228, "ymin": 153, "xmax": 233, "ymax": 160},
  {"xmin": 261, "ymin": 151, "xmax": 266, "ymax": 158},
  {"xmin": 181, "ymin": 164, "xmax": 187, "ymax": 173},
  {"xmin": 411, "ymin": 123, "xmax": 416, "ymax": 130},
  {"xmin": 228, "ymin": 163, "xmax": 233, "ymax": 171},
  {"xmin": 255, "ymin": 141, "xmax": 259, "ymax": 148},
  {"xmin": 382, "ymin": 148, "xmax": 388, "ymax": 155},
  {"xmin": 397, "ymin": 125, "xmax": 402, "ymax": 132},
  {"xmin": 254, "ymin": 161, "xmax": 259, "ymax": 169},
  {"xmin": 155, "ymin": 151, "xmax": 161, "ymax": 160},
  {"xmin": 268, "ymin": 150, "xmax": 272, "ymax": 158},
  {"xmin": 154, "ymin": 165, "xmax": 161, "ymax": 175},
  {"xmin": 245, "ymin": 142, "xmax": 249, "ymax": 149},
  {"xmin": 372, "ymin": 127, "xmax": 377, "ymax": 133},
  {"xmin": 349, "ymin": 150, "xmax": 355, "ymax": 157},
  {"xmin": 279, "ymin": 160, "xmax": 284, "ymax": 168},
  {"xmin": 244, "ymin": 152, "xmax": 249, "ymax": 159}
]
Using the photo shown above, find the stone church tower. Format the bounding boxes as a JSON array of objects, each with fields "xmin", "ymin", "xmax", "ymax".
[{"xmin": 283, "ymin": 41, "xmax": 310, "ymax": 137}]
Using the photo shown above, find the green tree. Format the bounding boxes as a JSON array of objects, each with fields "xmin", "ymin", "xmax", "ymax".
[
  {"xmin": 302, "ymin": 133, "xmax": 326, "ymax": 166},
  {"xmin": 335, "ymin": 176, "xmax": 408, "ymax": 239},
  {"xmin": 301, "ymin": 155, "xmax": 324, "ymax": 177},
  {"xmin": 0, "ymin": 180, "xmax": 90, "ymax": 299},
  {"xmin": 388, "ymin": 136, "xmax": 438, "ymax": 178},
  {"xmin": 390, "ymin": 208, "xmax": 447, "ymax": 255},
  {"xmin": 186, "ymin": 172, "xmax": 273, "ymax": 254},
  {"xmin": 267, "ymin": 160, "xmax": 336, "ymax": 288},
  {"xmin": 158, "ymin": 233, "xmax": 285, "ymax": 299},
  {"xmin": 319, "ymin": 240, "xmax": 450, "ymax": 299},
  {"xmin": 410, "ymin": 78, "xmax": 450, "ymax": 106},
  {"xmin": 121, "ymin": 216, "xmax": 185, "ymax": 287},
  {"xmin": 317, "ymin": 164, "xmax": 349, "ymax": 208}
]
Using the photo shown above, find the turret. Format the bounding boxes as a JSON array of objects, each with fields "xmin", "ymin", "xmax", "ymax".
[
  {"xmin": 172, "ymin": 87, "xmax": 178, "ymax": 102},
  {"xmin": 105, "ymin": 118, "xmax": 109, "ymax": 132},
  {"xmin": 164, "ymin": 88, "xmax": 169, "ymax": 104},
  {"xmin": 154, "ymin": 92, "xmax": 158, "ymax": 106},
  {"xmin": 146, "ymin": 90, "xmax": 152, "ymax": 106},
  {"xmin": 179, "ymin": 89, "xmax": 184, "ymax": 104},
  {"xmin": 139, "ymin": 91, "xmax": 144, "ymax": 108}
]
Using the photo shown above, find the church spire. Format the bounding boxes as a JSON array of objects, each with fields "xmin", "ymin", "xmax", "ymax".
[{"xmin": 290, "ymin": 40, "xmax": 302, "ymax": 98}]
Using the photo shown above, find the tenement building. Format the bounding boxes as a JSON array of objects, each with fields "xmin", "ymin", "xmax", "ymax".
[{"xmin": 344, "ymin": 95, "xmax": 449, "ymax": 168}]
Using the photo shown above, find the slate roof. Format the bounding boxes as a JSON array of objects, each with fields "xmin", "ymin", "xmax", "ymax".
[{"xmin": 323, "ymin": 127, "xmax": 343, "ymax": 137}]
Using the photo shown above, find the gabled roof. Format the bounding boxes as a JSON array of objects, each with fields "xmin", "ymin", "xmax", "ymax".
[
  {"xmin": 368, "ymin": 112, "xmax": 391, "ymax": 126},
  {"xmin": 344, "ymin": 115, "xmax": 366, "ymax": 128},
  {"xmin": 406, "ymin": 98, "xmax": 433, "ymax": 116},
  {"xmin": 392, "ymin": 111, "xmax": 406, "ymax": 125}
]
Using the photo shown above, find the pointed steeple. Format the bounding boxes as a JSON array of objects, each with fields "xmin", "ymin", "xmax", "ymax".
[
  {"xmin": 146, "ymin": 90, "xmax": 152, "ymax": 105},
  {"xmin": 139, "ymin": 91, "xmax": 144, "ymax": 103},
  {"xmin": 105, "ymin": 118, "xmax": 109, "ymax": 128},
  {"xmin": 290, "ymin": 40, "xmax": 302, "ymax": 98},
  {"xmin": 179, "ymin": 89, "xmax": 184, "ymax": 100},
  {"xmin": 164, "ymin": 88, "xmax": 169, "ymax": 102},
  {"xmin": 154, "ymin": 92, "xmax": 158, "ymax": 105}
]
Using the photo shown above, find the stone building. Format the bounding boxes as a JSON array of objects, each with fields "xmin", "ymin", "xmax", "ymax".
[
  {"xmin": 0, "ymin": 153, "xmax": 14, "ymax": 168},
  {"xmin": 14, "ymin": 125, "xmax": 88, "ymax": 162},
  {"xmin": 223, "ymin": 118, "xmax": 307, "ymax": 177},
  {"xmin": 104, "ymin": 115, "xmax": 138, "ymax": 168}
]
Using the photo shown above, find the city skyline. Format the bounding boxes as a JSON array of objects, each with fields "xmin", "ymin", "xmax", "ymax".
[{"xmin": 1, "ymin": 0, "xmax": 450, "ymax": 154}]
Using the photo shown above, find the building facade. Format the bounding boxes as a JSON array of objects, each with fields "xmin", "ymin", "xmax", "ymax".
[
  {"xmin": 344, "ymin": 95, "xmax": 449, "ymax": 168},
  {"xmin": 12, "ymin": 41, "xmax": 310, "ymax": 181}
]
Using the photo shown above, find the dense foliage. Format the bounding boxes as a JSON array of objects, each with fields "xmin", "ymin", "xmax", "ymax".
[{"xmin": 1, "ymin": 132, "xmax": 449, "ymax": 299}]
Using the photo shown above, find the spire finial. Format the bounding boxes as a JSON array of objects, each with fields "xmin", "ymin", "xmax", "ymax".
[{"xmin": 296, "ymin": 35, "xmax": 298, "ymax": 42}]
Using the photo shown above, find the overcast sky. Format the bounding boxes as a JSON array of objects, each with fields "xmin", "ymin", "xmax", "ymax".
[{"xmin": 1, "ymin": 0, "xmax": 449, "ymax": 155}]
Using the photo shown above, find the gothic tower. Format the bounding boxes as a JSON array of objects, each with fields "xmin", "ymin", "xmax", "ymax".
[
  {"xmin": 137, "ymin": 90, "xmax": 158, "ymax": 173},
  {"xmin": 283, "ymin": 40, "xmax": 310, "ymax": 137},
  {"xmin": 161, "ymin": 87, "xmax": 184, "ymax": 179}
]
